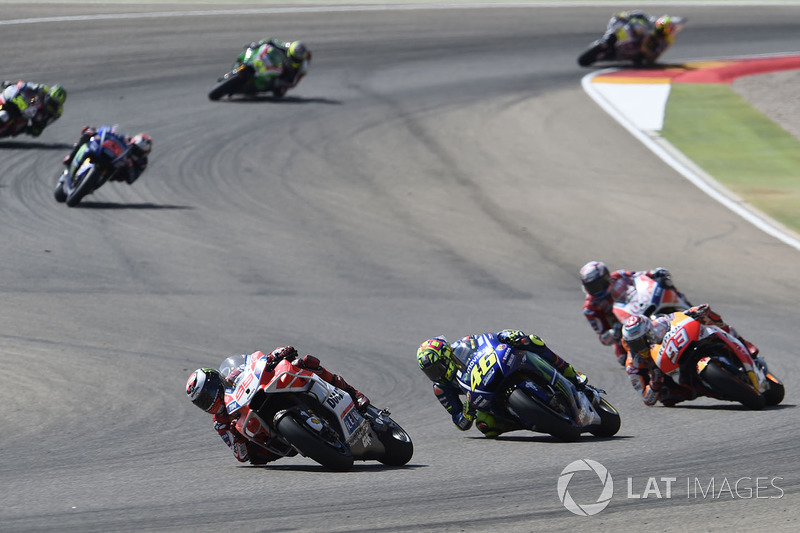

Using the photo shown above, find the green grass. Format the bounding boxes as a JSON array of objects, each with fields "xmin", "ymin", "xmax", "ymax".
[{"xmin": 662, "ymin": 83, "xmax": 800, "ymax": 233}]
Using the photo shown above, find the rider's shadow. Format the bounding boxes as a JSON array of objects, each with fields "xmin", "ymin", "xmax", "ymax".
[
  {"xmin": 72, "ymin": 201, "xmax": 193, "ymax": 210},
  {"xmin": 669, "ymin": 403, "xmax": 793, "ymax": 411},
  {"xmin": 0, "ymin": 141, "xmax": 73, "ymax": 150},
  {"xmin": 241, "ymin": 463, "xmax": 425, "ymax": 472},
  {"xmin": 223, "ymin": 95, "xmax": 342, "ymax": 105},
  {"xmin": 468, "ymin": 434, "xmax": 632, "ymax": 443}
]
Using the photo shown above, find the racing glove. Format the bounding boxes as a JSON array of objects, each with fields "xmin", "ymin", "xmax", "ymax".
[{"xmin": 650, "ymin": 267, "xmax": 674, "ymax": 288}]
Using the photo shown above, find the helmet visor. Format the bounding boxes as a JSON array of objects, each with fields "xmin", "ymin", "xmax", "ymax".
[
  {"xmin": 583, "ymin": 276, "xmax": 609, "ymax": 296},
  {"xmin": 626, "ymin": 336, "xmax": 650, "ymax": 355},
  {"xmin": 421, "ymin": 362, "xmax": 447, "ymax": 382}
]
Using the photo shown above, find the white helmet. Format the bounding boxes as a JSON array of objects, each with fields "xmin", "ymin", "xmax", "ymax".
[
  {"xmin": 130, "ymin": 133, "xmax": 152, "ymax": 159},
  {"xmin": 622, "ymin": 316, "xmax": 654, "ymax": 354}
]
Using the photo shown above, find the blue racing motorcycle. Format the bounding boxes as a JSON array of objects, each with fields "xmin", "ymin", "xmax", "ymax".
[
  {"xmin": 55, "ymin": 125, "xmax": 130, "ymax": 207},
  {"xmin": 458, "ymin": 334, "xmax": 620, "ymax": 441}
]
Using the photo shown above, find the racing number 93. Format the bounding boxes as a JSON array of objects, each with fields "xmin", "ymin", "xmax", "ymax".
[{"xmin": 470, "ymin": 350, "xmax": 498, "ymax": 390}]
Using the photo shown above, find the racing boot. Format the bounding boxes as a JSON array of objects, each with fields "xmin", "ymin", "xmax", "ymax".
[
  {"xmin": 561, "ymin": 364, "xmax": 588, "ymax": 390},
  {"xmin": 299, "ymin": 355, "xmax": 370, "ymax": 411},
  {"xmin": 659, "ymin": 385, "xmax": 698, "ymax": 407},
  {"xmin": 475, "ymin": 411, "xmax": 519, "ymax": 438}
]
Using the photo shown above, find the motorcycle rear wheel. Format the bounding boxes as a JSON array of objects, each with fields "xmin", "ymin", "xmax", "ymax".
[
  {"xmin": 276, "ymin": 413, "xmax": 354, "ymax": 471},
  {"xmin": 507, "ymin": 389, "xmax": 580, "ymax": 442},
  {"xmin": 700, "ymin": 360, "xmax": 765, "ymax": 410}
]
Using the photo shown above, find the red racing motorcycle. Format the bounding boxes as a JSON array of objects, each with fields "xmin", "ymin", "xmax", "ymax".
[
  {"xmin": 220, "ymin": 351, "xmax": 413, "ymax": 470},
  {"xmin": 648, "ymin": 312, "xmax": 784, "ymax": 409}
]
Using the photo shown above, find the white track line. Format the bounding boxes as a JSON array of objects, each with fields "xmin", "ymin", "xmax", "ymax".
[{"xmin": 582, "ymin": 70, "xmax": 800, "ymax": 252}]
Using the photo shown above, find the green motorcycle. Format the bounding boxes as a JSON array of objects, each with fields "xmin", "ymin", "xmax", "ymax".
[{"xmin": 209, "ymin": 43, "xmax": 291, "ymax": 101}]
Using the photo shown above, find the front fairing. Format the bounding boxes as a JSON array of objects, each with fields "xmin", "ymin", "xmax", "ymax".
[{"xmin": 224, "ymin": 352, "xmax": 270, "ymax": 415}]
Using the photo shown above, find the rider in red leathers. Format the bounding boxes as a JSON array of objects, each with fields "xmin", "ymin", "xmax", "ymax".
[
  {"xmin": 621, "ymin": 304, "xmax": 760, "ymax": 406},
  {"xmin": 580, "ymin": 261, "xmax": 680, "ymax": 365},
  {"xmin": 186, "ymin": 345, "xmax": 369, "ymax": 464}
]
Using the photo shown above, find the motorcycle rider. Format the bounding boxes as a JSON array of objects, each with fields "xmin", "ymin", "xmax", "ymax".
[
  {"xmin": 580, "ymin": 260, "xmax": 688, "ymax": 366},
  {"xmin": 242, "ymin": 38, "xmax": 311, "ymax": 96},
  {"xmin": 641, "ymin": 15, "xmax": 682, "ymax": 64},
  {"xmin": 187, "ymin": 345, "xmax": 369, "ymax": 465},
  {"xmin": 416, "ymin": 330, "xmax": 588, "ymax": 438},
  {"xmin": 0, "ymin": 80, "xmax": 67, "ymax": 136},
  {"xmin": 622, "ymin": 304, "xmax": 760, "ymax": 406},
  {"xmin": 598, "ymin": 11, "xmax": 679, "ymax": 64},
  {"xmin": 61, "ymin": 125, "xmax": 151, "ymax": 184}
]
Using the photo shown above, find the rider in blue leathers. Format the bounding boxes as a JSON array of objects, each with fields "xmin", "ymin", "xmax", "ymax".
[{"xmin": 416, "ymin": 330, "xmax": 587, "ymax": 437}]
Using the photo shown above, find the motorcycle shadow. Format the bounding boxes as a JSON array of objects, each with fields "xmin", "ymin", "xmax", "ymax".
[
  {"xmin": 588, "ymin": 61, "xmax": 691, "ymax": 71},
  {"xmin": 224, "ymin": 95, "xmax": 341, "ymax": 105},
  {"xmin": 246, "ymin": 463, "xmax": 424, "ymax": 472},
  {"xmin": 668, "ymin": 402, "xmax": 794, "ymax": 411},
  {"xmin": 0, "ymin": 141, "xmax": 73, "ymax": 150},
  {"xmin": 72, "ymin": 201, "xmax": 192, "ymax": 210},
  {"xmin": 467, "ymin": 434, "xmax": 631, "ymax": 443}
]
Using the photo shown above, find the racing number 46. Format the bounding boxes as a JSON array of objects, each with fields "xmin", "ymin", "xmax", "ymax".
[{"xmin": 470, "ymin": 351, "xmax": 498, "ymax": 390}]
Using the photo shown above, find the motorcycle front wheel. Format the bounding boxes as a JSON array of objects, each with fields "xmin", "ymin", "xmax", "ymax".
[
  {"xmin": 699, "ymin": 359, "xmax": 765, "ymax": 410},
  {"xmin": 208, "ymin": 74, "xmax": 244, "ymax": 101},
  {"xmin": 589, "ymin": 397, "xmax": 621, "ymax": 438},
  {"xmin": 376, "ymin": 421, "xmax": 413, "ymax": 466},
  {"xmin": 276, "ymin": 413, "xmax": 354, "ymax": 471},
  {"xmin": 507, "ymin": 389, "xmax": 580, "ymax": 442}
]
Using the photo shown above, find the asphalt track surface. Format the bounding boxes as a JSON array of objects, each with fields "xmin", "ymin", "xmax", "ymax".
[{"xmin": 1, "ymin": 3, "xmax": 799, "ymax": 532}]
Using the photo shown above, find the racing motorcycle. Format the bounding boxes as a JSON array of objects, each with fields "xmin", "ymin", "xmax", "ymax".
[
  {"xmin": 578, "ymin": 15, "xmax": 687, "ymax": 67},
  {"xmin": 219, "ymin": 351, "xmax": 413, "ymax": 471},
  {"xmin": 612, "ymin": 272, "xmax": 692, "ymax": 324},
  {"xmin": 0, "ymin": 83, "xmax": 42, "ymax": 138},
  {"xmin": 54, "ymin": 126, "xmax": 130, "ymax": 207},
  {"xmin": 648, "ymin": 312, "xmax": 784, "ymax": 409},
  {"xmin": 457, "ymin": 334, "xmax": 620, "ymax": 441},
  {"xmin": 209, "ymin": 43, "xmax": 291, "ymax": 100}
]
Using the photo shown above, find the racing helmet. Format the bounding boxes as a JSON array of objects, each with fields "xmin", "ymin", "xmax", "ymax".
[
  {"xmin": 130, "ymin": 133, "xmax": 152, "ymax": 160},
  {"xmin": 48, "ymin": 84, "xmax": 67, "ymax": 106},
  {"xmin": 580, "ymin": 261, "xmax": 611, "ymax": 298},
  {"xmin": 655, "ymin": 15, "xmax": 677, "ymax": 37},
  {"xmin": 416, "ymin": 337, "xmax": 456, "ymax": 382},
  {"xmin": 186, "ymin": 368, "xmax": 226, "ymax": 413},
  {"xmin": 622, "ymin": 316, "xmax": 654, "ymax": 355},
  {"xmin": 287, "ymin": 41, "xmax": 309, "ymax": 66}
]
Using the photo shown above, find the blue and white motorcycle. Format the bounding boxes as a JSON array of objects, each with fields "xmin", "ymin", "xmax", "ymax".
[
  {"xmin": 55, "ymin": 125, "xmax": 130, "ymax": 207},
  {"xmin": 457, "ymin": 334, "xmax": 620, "ymax": 441}
]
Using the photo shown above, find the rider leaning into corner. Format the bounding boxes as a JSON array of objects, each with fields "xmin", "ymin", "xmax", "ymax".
[
  {"xmin": 243, "ymin": 38, "xmax": 311, "ymax": 96},
  {"xmin": 0, "ymin": 80, "xmax": 67, "ymax": 136},
  {"xmin": 416, "ymin": 330, "xmax": 588, "ymax": 438},
  {"xmin": 600, "ymin": 11, "xmax": 681, "ymax": 64},
  {"xmin": 580, "ymin": 261, "xmax": 688, "ymax": 366},
  {"xmin": 186, "ymin": 345, "xmax": 369, "ymax": 465},
  {"xmin": 621, "ymin": 304, "xmax": 760, "ymax": 406},
  {"xmin": 60, "ymin": 125, "xmax": 152, "ymax": 185}
]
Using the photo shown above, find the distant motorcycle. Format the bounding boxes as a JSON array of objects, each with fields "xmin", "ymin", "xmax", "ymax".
[
  {"xmin": 648, "ymin": 311, "xmax": 784, "ymax": 409},
  {"xmin": 220, "ymin": 351, "xmax": 413, "ymax": 470},
  {"xmin": 458, "ymin": 333, "xmax": 620, "ymax": 441},
  {"xmin": 54, "ymin": 125, "xmax": 130, "ymax": 207},
  {"xmin": 612, "ymin": 272, "xmax": 692, "ymax": 324},
  {"xmin": 0, "ymin": 84, "xmax": 42, "ymax": 138},
  {"xmin": 578, "ymin": 15, "xmax": 687, "ymax": 67},
  {"xmin": 209, "ymin": 43, "xmax": 294, "ymax": 100}
]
